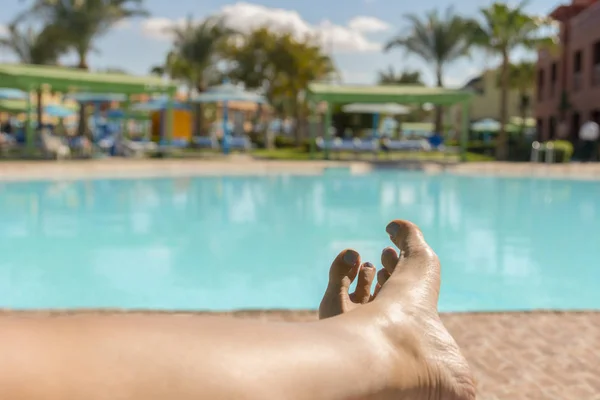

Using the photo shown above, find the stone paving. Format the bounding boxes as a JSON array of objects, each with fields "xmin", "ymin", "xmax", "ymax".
[
  {"xmin": 4, "ymin": 309, "xmax": 597, "ymax": 399},
  {"xmin": 1, "ymin": 157, "xmax": 600, "ymax": 181},
  {"xmin": 223, "ymin": 310, "xmax": 600, "ymax": 400}
]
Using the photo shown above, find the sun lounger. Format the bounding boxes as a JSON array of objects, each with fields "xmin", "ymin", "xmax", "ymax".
[
  {"xmin": 316, "ymin": 137, "xmax": 380, "ymax": 158},
  {"xmin": 0, "ymin": 132, "xmax": 16, "ymax": 155},
  {"xmin": 382, "ymin": 138, "xmax": 431, "ymax": 152},
  {"xmin": 226, "ymin": 136, "xmax": 252, "ymax": 151},
  {"xmin": 119, "ymin": 139, "xmax": 158, "ymax": 158},
  {"xmin": 192, "ymin": 135, "xmax": 219, "ymax": 149},
  {"xmin": 41, "ymin": 130, "xmax": 71, "ymax": 160}
]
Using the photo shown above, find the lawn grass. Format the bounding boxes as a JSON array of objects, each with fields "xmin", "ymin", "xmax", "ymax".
[{"xmin": 252, "ymin": 148, "xmax": 495, "ymax": 162}]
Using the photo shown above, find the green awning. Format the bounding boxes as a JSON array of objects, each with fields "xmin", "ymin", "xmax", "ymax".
[
  {"xmin": 307, "ymin": 83, "xmax": 472, "ymax": 105},
  {"xmin": 0, "ymin": 64, "xmax": 177, "ymax": 95}
]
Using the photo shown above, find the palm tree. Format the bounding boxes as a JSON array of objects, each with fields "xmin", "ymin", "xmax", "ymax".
[
  {"xmin": 0, "ymin": 20, "xmax": 69, "ymax": 127},
  {"xmin": 378, "ymin": 66, "xmax": 424, "ymax": 85},
  {"xmin": 158, "ymin": 15, "xmax": 234, "ymax": 136},
  {"xmin": 384, "ymin": 7, "xmax": 475, "ymax": 134},
  {"xmin": 22, "ymin": 0, "xmax": 148, "ymax": 136},
  {"xmin": 472, "ymin": 1, "xmax": 554, "ymax": 159},
  {"xmin": 24, "ymin": 0, "xmax": 148, "ymax": 69},
  {"xmin": 496, "ymin": 61, "xmax": 536, "ymax": 132}
]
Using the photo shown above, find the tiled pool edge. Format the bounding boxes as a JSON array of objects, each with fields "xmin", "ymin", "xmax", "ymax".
[{"xmin": 2, "ymin": 159, "xmax": 600, "ymax": 182}]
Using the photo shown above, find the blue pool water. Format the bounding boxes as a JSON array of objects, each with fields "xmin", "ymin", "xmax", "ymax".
[{"xmin": 0, "ymin": 171, "xmax": 599, "ymax": 312}]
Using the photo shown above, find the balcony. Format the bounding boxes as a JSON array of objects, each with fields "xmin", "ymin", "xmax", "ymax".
[{"xmin": 573, "ymin": 72, "xmax": 583, "ymax": 91}]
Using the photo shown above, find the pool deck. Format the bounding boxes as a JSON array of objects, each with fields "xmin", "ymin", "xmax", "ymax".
[
  {"xmin": 1, "ymin": 157, "xmax": 600, "ymax": 181},
  {"xmin": 2, "ymin": 158, "xmax": 599, "ymax": 398}
]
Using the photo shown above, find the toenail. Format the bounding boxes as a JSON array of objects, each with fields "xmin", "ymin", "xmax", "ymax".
[
  {"xmin": 343, "ymin": 250, "xmax": 359, "ymax": 266},
  {"xmin": 386, "ymin": 222, "xmax": 400, "ymax": 237},
  {"xmin": 363, "ymin": 262, "xmax": 374, "ymax": 269}
]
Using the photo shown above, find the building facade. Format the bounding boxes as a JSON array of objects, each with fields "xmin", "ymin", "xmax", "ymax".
[
  {"xmin": 536, "ymin": 0, "xmax": 600, "ymax": 141},
  {"xmin": 448, "ymin": 68, "xmax": 535, "ymax": 128}
]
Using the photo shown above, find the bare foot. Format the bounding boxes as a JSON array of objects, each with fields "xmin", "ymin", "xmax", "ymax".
[{"xmin": 320, "ymin": 220, "xmax": 475, "ymax": 400}]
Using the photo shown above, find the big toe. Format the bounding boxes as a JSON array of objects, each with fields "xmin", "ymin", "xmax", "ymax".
[
  {"xmin": 319, "ymin": 249, "xmax": 361, "ymax": 319},
  {"xmin": 381, "ymin": 220, "xmax": 441, "ymax": 306}
]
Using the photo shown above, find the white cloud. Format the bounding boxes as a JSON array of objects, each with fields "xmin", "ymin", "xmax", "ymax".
[
  {"xmin": 347, "ymin": 16, "xmax": 390, "ymax": 33},
  {"xmin": 140, "ymin": 2, "xmax": 385, "ymax": 53}
]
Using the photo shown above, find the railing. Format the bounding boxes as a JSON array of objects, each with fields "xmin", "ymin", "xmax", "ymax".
[
  {"xmin": 573, "ymin": 72, "xmax": 582, "ymax": 91},
  {"xmin": 530, "ymin": 141, "xmax": 555, "ymax": 163}
]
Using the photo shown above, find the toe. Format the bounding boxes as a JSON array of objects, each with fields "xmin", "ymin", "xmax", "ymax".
[
  {"xmin": 319, "ymin": 249, "xmax": 361, "ymax": 319},
  {"xmin": 327, "ymin": 249, "xmax": 361, "ymax": 290},
  {"xmin": 384, "ymin": 219, "xmax": 441, "ymax": 304},
  {"xmin": 373, "ymin": 268, "xmax": 390, "ymax": 297},
  {"xmin": 351, "ymin": 262, "xmax": 375, "ymax": 304},
  {"xmin": 385, "ymin": 220, "xmax": 433, "ymax": 260},
  {"xmin": 381, "ymin": 247, "xmax": 399, "ymax": 274}
]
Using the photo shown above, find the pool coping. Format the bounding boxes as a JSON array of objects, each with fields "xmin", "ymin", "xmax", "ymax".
[{"xmin": 0, "ymin": 158, "xmax": 599, "ymax": 181}]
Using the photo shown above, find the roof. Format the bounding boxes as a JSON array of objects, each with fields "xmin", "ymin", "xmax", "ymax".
[
  {"xmin": 0, "ymin": 64, "xmax": 177, "ymax": 95},
  {"xmin": 307, "ymin": 83, "xmax": 472, "ymax": 105}
]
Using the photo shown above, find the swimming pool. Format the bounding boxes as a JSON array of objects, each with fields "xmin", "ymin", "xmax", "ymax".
[{"xmin": 0, "ymin": 171, "xmax": 598, "ymax": 312}]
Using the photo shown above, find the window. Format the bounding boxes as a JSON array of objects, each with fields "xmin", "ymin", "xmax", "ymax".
[
  {"xmin": 573, "ymin": 50, "xmax": 582, "ymax": 91},
  {"xmin": 537, "ymin": 69, "xmax": 545, "ymax": 100},
  {"xmin": 537, "ymin": 118, "xmax": 544, "ymax": 141},
  {"xmin": 593, "ymin": 41, "xmax": 600, "ymax": 85},
  {"xmin": 549, "ymin": 116, "xmax": 556, "ymax": 139}
]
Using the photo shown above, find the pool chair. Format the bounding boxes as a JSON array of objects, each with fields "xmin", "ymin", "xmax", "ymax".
[
  {"xmin": 315, "ymin": 137, "xmax": 355, "ymax": 158},
  {"xmin": 68, "ymin": 136, "xmax": 93, "ymax": 158},
  {"xmin": 354, "ymin": 138, "xmax": 380, "ymax": 158},
  {"xmin": 225, "ymin": 135, "xmax": 252, "ymax": 152},
  {"xmin": 382, "ymin": 138, "xmax": 431, "ymax": 153},
  {"xmin": 41, "ymin": 130, "xmax": 71, "ymax": 160},
  {"xmin": 0, "ymin": 132, "xmax": 16, "ymax": 155},
  {"xmin": 159, "ymin": 138, "xmax": 189, "ymax": 149},
  {"xmin": 119, "ymin": 138, "xmax": 158, "ymax": 158},
  {"xmin": 192, "ymin": 135, "xmax": 219, "ymax": 150}
]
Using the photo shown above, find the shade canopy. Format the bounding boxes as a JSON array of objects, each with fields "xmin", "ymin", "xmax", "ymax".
[
  {"xmin": 131, "ymin": 99, "xmax": 191, "ymax": 112},
  {"xmin": 0, "ymin": 64, "xmax": 176, "ymax": 95},
  {"xmin": 471, "ymin": 118, "xmax": 501, "ymax": 132},
  {"xmin": 0, "ymin": 99, "xmax": 27, "ymax": 113},
  {"xmin": 307, "ymin": 83, "xmax": 472, "ymax": 105},
  {"xmin": 0, "ymin": 88, "xmax": 27, "ymax": 100},
  {"xmin": 190, "ymin": 83, "xmax": 266, "ymax": 104},
  {"xmin": 44, "ymin": 104, "xmax": 76, "ymax": 118},
  {"xmin": 64, "ymin": 92, "xmax": 127, "ymax": 103},
  {"xmin": 342, "ymin": 102, "xmax": 410, "ymax": 115}
]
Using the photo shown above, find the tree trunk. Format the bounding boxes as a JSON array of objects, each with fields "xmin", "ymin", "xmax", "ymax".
[
  {"xmin": 36, "ymin": 88, "xmax": 43, "ymax": 131},
  {"xmin": 76, "ymin": 55, "xmax": 89, "ymax": 138},
  {"xmin": 294, "ymin": 97, "xmax": 303, "ymax": 146},
  {"xmin": 519, "ymin": 92, "xmax": 529, "ymax": 134},
  {"xmin": 497, "ymin": 51, "xmax": 510, "ymax": 160},
  {"xmin": 434, "ymin": 67, "xmax": 444, "ymax": 135},
  {"xmin": 195, "ymin": 83, "xmax": 205, "ymax": 138}
]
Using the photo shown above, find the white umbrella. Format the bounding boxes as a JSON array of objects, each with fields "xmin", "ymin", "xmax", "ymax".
[
  {"xmin": 471, "ymin": 118, "xmax": 501, "ymax": 132},
  {"xmin": 342, "ymin": 103, "xmax": 410, "ymax": 115}
]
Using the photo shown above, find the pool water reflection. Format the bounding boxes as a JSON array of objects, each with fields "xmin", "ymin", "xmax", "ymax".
[{"xmin": 0, "ymin": 171, "xmax": 598, "ymax": 311}]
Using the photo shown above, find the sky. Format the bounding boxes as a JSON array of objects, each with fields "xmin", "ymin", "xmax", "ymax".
[{"xmin": 0, "ymin": 0, "xmax": 560, "ymax": 88}]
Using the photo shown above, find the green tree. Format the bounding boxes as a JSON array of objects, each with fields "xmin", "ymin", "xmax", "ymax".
[
  {"xmin": 22, "ymin": 0, "xmax": 148, "ymax": 135},
  {"xmin": 378, "ymin": 66, "xmax": 424, "ymax": 85},
  {"xmin": 153, "ymin": 15, "xmax": 234, "ymax": 136},
  {"xmin": 384, "ymin": 6, "xmax": 475, "ymax": 135},
  {"xmin": 472, "ymin": 1, "xmax": 553, "ymax": 159},
  {"xmin": 495, "ymin": 61, "xmax": 536, "ymax": 132},
  {"xmin": 0, "ymin": 20, "xmax": 69, "ymax": 127},
  {"xmin": 226, "ymin": 28, "xmax": 335, "ymax": 144}
]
